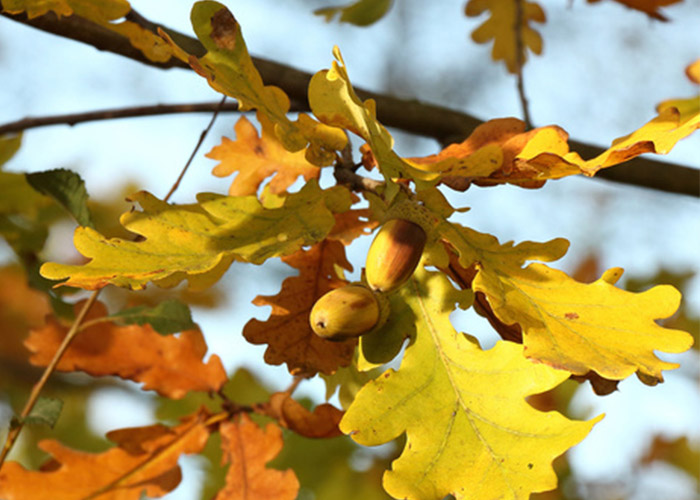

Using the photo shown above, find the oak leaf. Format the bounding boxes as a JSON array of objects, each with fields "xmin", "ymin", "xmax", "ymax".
[
  {"xmin": 341, "ymin": 269, "xmax": 601, "ymax": 500},
  {"xmin": 265, "ymin": 392, "xmax": 344, "ymax": 438},
  {"xmin": 418, "ymin": 108, "xmax": 700, "ymax": 190},
  {"xmin": 0, "ymin": 409, "xmax": 211, "ymax": 500},
  {"xmin": 243, "ymin": 240, "xmax": 356, "ymax": 375},
  {"xmin": 315, "ymin": 0, "xmax": 393, "ymax": 26},
  {"xmin": 439, "ymin": 218, "xmax": 694, "ymax": 384},
  {"xmin": 25, "ymin": 301, "xmax": 227, "ymax": 399},
  {"xmin": 209, "ymin": 116, "xmax": 320, "ymax": 196},
  {"xmin": 160, "ymin": 1, "xmax": 346, "ymax": 165},
  {"xmin": 586, "ymin": 0, "xmax": 681, "ymax": 21},
  {"xmin": 215, "ymin": 414, "xmax": 299, "ymax": 500},
  {"xmin": 40, "ymin": 181, "xmax": 351, "ymax": 290},
  {"xmin": 2, "ymin": 0, "xmax": 172, "ymax": 62},
  {"xmin": 465, "ymin": 0, "xmax": 545, "ymax": 73}
]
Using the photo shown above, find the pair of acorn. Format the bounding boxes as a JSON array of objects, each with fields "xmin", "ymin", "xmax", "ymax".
[{"xmin": 310, "ymin": 218, "xmax": 427, "ymax": 341}]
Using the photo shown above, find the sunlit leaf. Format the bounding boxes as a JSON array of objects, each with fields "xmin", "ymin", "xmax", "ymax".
[
  {"xmin": 40, "ymin": 180, "xmax": 352, "ymax": 290},
  {"xmin": 215, "ymin": 414, "xmax": 299, "ymax": 500},
  {"xmin": 208, "ymin": 115, "xmax": 320, "ymax": 196},
  {"xmin": 341, "ymin": 269, "xmax": 601, "ymax": 500},
  {"xmin": 161, "ymin": 1, "xmax": 347, "ymax": 165},
  {"xmin": 0, "ymin": 134, "xmax": 21, "ymax": 167},
  {"xmin": 0, "ymin": 408, "xmax": 211, "ymax": 500},
  {"xmin": 25, "ymin": 301, "xmax": 227, "ymax": 399},
  {"xmin": 439, "ymin": 216, "xmax": 694, "ymax": 384}
]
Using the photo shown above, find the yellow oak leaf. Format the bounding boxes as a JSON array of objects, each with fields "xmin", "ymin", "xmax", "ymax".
[
  {"xmin": 439, "ymin": 219, "xmax": 694, "ymax": 384},
  {"xmin": 215, "ymin": 415, "xmax": 299, "ymax": 500},
  {"xmin": 341, "ymin": 269, "xmax": 601, "ymax": 500},
  {"xmin": 310, "ymin": 47, "xmax": 470, "ymax": 197},
  {"xmin": 40, "ymin": 180, "xmax": 352, "ymax": 290},
  {"xmin": 2, "ymin": 0, "xmax": 173, "ymax": 62},
  {"xmin": 209, "ymin": 116, "xmax": 320, "ymax": 196},
  {"xmin": 465, "ymin": 0, "xmax": 545, "ymax": 73},
  {"xmin": 25, "ymin": 300, "xmax": 227, "ymax": 399},
  {"xmin": 0, "ymin": 409, "xmax": 211, "ymax": 500},
  {"xmin": 243, "ymin": 240, "xmax": 356, "ymax": 375},
  {"xmin": 686, "ymin": 58, "xmax": 700, "ymax": 84},
  {"xmin": 586, "ymin": 0, "xmax": 681, "ymax": 21},
  {"xmin": 419, "ymin": 106, "xmax": 699, "ymax": 190},
  {"xmin": 160, "ymin": 1, "xmax": 346, "ymax": 166}
]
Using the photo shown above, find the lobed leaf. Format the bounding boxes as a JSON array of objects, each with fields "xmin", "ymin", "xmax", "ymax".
[
  {"xmin": 208, "ymin": 115, "xmax": 320, "ymax": 196},
  {"xmin": 0, "ymin": 408, "xmax": 211, "ymax": 500},
  {"xmin": 265, "ymin": 392, "xmax": 344, "ymax": 439},
  {"xmin": 243, "ymin": 240, "xmax": 356, "ymax": 375},
  {"xmin": 465, "ymin": 0, "xmax": 545, "ymax": 73},
  {"xmin": 161, "ymin": 1, "xmax": 347, "ymax": 165},
  {"xmin": 215, "ymin": 415, "xmax": 299, "ymax": 500},
  {"xmin": 415, "ymin": 107, "xmax": 700, "ymax": 190},
  {"xmin": 440, "ymin": 219, "xmax": 694, "ymax": 384},
  {"xmin": 341, "ymin": 269, "xmax": 600, "ymax": 500},
  {"xmin": 108, "ymin": 299, "xmax": 195, "ymax": 335},
  {"xmin": 40, "ymin": 180, "xmax": 351, "ymax": 290},
  {"xmin": 25, "ymin": 301, "xmax": 227, "ymax": 399}
]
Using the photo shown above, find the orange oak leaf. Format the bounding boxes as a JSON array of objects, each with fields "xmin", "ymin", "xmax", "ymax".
[
  {"xmin": 25, "ymin": 301, "xmax": 227, "ymax": 399},
  {"xmin": 586, "ymin": 0, "xmax": 681, "ymax": 21},
  {"xmin": 414, "ymin": 107, "xmax": 699, "ymax": 190},
  {"xmin": 0, "ymin": 409, "xmax": 211, "ymax": 500},
  {"xmin": 208, "ymin": 115, "xmax": 320, "ymax": 196},
  {"xmin": 265, "ymin": 392, "xmax": 344, "ymax": 438},
  {"xmin": 214, "ymin": 414, "xmax": 299, "ymax": 500},
  {"xmin": 242, "ymin": 240, "xmax": 356, "ymax": 376}
]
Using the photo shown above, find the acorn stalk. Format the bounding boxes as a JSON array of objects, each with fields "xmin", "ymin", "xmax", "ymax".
[
  {"xmin": 310, "ymin": 285, "xmax": 380, "ymax": 341},
  {"xmin": 365, "ymin": 218, "xmax": 427, "ymax": 293}
]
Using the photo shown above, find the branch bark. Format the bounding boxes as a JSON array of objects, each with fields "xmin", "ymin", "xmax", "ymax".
[{"xmin": 1, "ymin": 10, "xmax": 698, "ymax": 197}]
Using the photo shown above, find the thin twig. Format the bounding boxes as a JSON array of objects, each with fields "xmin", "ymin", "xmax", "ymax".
[
  {"xmin": 163, "ymin": 95, "xmax": 227, "ymax": 203},
  {"xmin": 0, "ymin": 290, "xmax": 100, "ymax": 468},
  {"xmin": 0, "ymin": 100, "xmax": 306, "ymax": 137},
  {"xmin": 514, "ymin": 0, "xmax": 533, "ymax": 129},
  {"xmin": 0, "ymin": 95, "xmax": 228, "ymax": 471}
]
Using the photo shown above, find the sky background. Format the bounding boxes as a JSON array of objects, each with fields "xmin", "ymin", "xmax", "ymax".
[{"xmin": 1, "ymin": 0, "xmax": 699, "ymax": 498}]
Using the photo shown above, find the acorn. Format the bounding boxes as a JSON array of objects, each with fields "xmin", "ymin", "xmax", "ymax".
[
  {"xmin": 310, "ymin": 285, "xmax": 380, "ymax": 341},
  {"xmin": 365, "ymin": 218, "xmax": 427, "ymax": 293}
]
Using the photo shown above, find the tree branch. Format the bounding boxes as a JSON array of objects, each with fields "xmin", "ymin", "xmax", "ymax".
[{"xmin": 1, "ymin": 10, "xmax": 698, "ymax": 197}]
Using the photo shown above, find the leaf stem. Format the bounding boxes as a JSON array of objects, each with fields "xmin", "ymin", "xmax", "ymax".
[
  {"xmin": 514, "ymin": 0, "xmax": 533, "ymax": 129},
  {"xmin": 0, "ymin": 289, "xmax": 99, "ymax": 469}
]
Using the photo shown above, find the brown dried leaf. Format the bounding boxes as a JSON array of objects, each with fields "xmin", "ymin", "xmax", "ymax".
[
  {"xmin": 214, "ymin": 415, "xmax": 299, "ymax": 500},
  {"xmin": 266, "ymin": 392, "xmax": 344, "ymax": 438},
  {"xmin": 243, "ymin": 240, "xmax": 356, "ymax": 375},
  {"xmin": 25, "ymin": 301, "xmax": 227, "ymax": 399},
  {"xmin": 208, "ymin": 116, "xmax": 320, "ymax": 196},
  {"xmin": 0, "ymin": 409, "xmax": 211, "ymax": 500}
]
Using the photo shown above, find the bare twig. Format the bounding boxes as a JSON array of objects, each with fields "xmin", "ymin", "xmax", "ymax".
[
  {"xmin": 513, "ymin": 0, "xmax": 533, "ymax": 129},
  {"xmin": 1, "ymin": 10, "xmax": 698, "ymax": 197},
  {"xmin": 163, "ymin": 95, "xmax": 227, "ymax": 202},
  {"xmin": 0, "ymin": 290, "xmax": 100, "ymax": 468}
]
